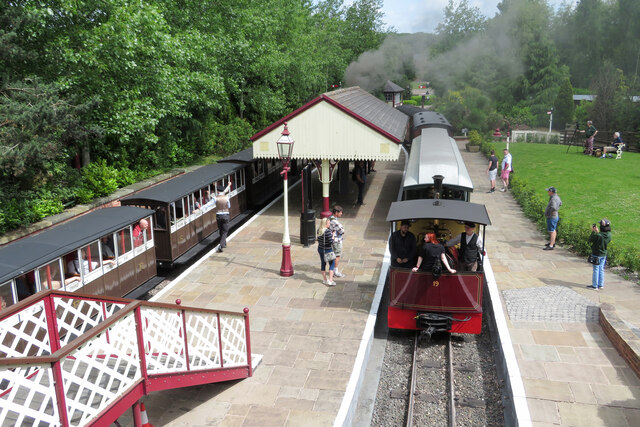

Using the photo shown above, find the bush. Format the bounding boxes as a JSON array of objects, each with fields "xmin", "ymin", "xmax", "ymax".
[
  {"xmin": 82, "ymin": 159, "xmax": 119, "ymax": 198},
  {"xmin": 467, "ymin": 130, "xmax": 482, "ymax": 146},
  {"xmin": 403, "ymin": 99, "xmax": 417, "ymax": 106}
]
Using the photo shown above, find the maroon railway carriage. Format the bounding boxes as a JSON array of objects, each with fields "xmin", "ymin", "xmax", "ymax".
[
  {"xmin": 386, "ymin": 198, "xmax": 491, "ymax": 336},
  {"xmin": 120, "ymin": 162, "xmax": 247, "ymax": 264},
  {"xmin": 0, "ymin": 207, "xmax": 156, "ymax": 309}
]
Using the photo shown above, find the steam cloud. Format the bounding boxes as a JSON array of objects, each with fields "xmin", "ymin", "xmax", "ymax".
[{"xmin": 344, "ymin": 7, "xmax": 527, "ymax": 95}]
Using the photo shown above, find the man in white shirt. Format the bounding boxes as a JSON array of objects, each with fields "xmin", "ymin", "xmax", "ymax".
[{"xmin": 500, "ymin": 148, "xmax": 512, "ymax": 192}]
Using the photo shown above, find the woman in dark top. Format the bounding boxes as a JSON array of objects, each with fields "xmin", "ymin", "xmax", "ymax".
[
  {"xmin": 588, "ymin": 219, "xmax": 612, "ymax": 289},
  {"xmin": 317, "ymin": 217, "xmax": 336, "ymax": 286},
  {"xmin": 412, "ymin": 233, "xmax": 456, "ymax": 274}
]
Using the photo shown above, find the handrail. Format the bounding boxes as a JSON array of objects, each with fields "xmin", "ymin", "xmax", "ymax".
[{"xmin": 0, "ymin": 290, "xmax": 252, "ymax": 427}]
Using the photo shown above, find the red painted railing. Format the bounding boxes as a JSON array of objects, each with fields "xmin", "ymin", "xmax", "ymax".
[{"xmin": 0, "ymin": 290, "xmax": 252, "ymax": 426}]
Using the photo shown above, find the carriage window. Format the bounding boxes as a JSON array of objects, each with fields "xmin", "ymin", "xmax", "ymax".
[
  {"xmin": 133, "ymin": 218, "xmax": 151, "ymax": 248},
  {"xmin": 15, "ymin": 273, "xmax": 36, "ymax": 301},
  {"xmin": 101, "ymin": 234, "xmax": 116, "ymax": 260},
  {"xmin": 0, "ymin": 281, "xmax": 14, "ymax": 310},
  {"xmin": 235, "ymin": 170, "xmax": 245, "ymax": 189},
  {"xmin": 155, "ymin": 207, "xmax": 167, "ymax": 230},
  {"xmin": 117, "ymin": 226, "xmax": 133, "ymax": 256},
  {"xmin": 38, "ymin": 259, "xmax": 64, "ymax": 290},
  {"xmin": 83, "ymin": 242, "xmax": 101, "ymax": 272},
  {"xmin": 184, "ymin": 195, "xmax": 193, "ymax": 216},
  {"xmin": 174, "ymin": 199, "xmax": 185, "ymax": 221}
]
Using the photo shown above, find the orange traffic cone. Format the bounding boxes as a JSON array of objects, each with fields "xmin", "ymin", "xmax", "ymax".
[{"xmin": 140, "ymin": 402, "xmax": 154, "ymax": 427}]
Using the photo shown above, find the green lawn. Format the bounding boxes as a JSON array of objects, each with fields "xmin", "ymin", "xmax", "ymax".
[{"xmin": 492, "ymin": 142, "xmax": 640, "ymax": 262}]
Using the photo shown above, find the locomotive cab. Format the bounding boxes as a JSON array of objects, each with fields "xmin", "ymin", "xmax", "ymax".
[{"xmin": 386, "ymin": 198, "xmax": 491, "ymax": 336}]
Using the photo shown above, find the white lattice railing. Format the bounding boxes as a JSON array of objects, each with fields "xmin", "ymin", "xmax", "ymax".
[{"xmin": 0, "ymin": 290, "xmax": 252, "ymax": 427}]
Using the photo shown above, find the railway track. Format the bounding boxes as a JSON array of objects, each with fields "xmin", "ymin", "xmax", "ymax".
[
  {"xmin": 372, "ymin": 315, "xmax": 504, "ymax": 426},
  {"xmin": 405, "ymin": 332, "xmax": 455, "ymax": 427}
]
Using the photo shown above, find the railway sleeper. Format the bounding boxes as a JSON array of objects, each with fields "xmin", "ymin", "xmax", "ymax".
[{"xmin": 456, "ymin": 396, "xmax": 485, "ymax": 408}]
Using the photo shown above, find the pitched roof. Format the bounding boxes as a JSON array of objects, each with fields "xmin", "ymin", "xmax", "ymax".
[
  {"xmin": 324, "ymin": 87, "xmax": 408, "ymax": 141},
  {"xmin": 383, "ymin": 80, "xmax": 404, "ymax": 93},
  {"xmin": 250, "ymin": 87, "xmax": 408, "ymax": 161}
]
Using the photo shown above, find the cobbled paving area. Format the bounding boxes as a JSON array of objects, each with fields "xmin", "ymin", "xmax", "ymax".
[{"xmin": 502, "ymin": 286, "xmax": 600, "ymax": 323}]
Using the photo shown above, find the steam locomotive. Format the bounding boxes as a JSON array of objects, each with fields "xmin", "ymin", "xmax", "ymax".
[{"xmin": 386, "ymin": 111, "xmax": 491, "ymax": 337}]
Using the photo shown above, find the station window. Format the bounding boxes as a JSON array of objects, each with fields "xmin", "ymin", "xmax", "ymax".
[
  {"xmin": 38, "ymin": 259, "xmax": 64, "ymax": 290},
  {"xmin": 0, "ymin": 281, "xmax": 15, "ymax": 310}
]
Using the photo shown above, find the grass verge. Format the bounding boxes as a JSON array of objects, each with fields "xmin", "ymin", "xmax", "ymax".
[{"xmin": 479, "ymin": 139, "xmax": 640, "ymax": 273}]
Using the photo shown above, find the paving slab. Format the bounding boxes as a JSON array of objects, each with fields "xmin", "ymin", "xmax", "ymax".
[
  {"xmin": 459, "ymin": 142, "xmax": 640, "ymax": 426},
  {"xmin": 116, "ymin": 157, "xmax": 403, "ymax": 426}
]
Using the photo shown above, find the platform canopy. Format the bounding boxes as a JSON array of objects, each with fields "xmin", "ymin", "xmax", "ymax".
[{"xmin": 250, "ymin": 87, "xmax": 408, "ymax": 161}]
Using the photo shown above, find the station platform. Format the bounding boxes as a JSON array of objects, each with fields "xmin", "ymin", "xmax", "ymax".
[
  {"xmin": 116, "ymin": 143, "xmax": 640, "ymax": 427},
  {"xmin": 459, "ymin": 143, "xmax": 640, "ymax": 427},
  {"xmin": 116, "ymin": 157, "xmax": 406, "ymax": 426}
]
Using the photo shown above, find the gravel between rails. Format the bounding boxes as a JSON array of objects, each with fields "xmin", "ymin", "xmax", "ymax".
[{"xmin": 372, "ymin": 313, "xmax": 504, "ymax": 426}]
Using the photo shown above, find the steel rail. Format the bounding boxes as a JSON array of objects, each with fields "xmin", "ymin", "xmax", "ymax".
[
  {"xmin": 405, "ymin": 331, "xmax": 419, "ymax": 427},
  {"xmin": 448, "ymin": 334, "xmax": 456, "ymax": 427}
]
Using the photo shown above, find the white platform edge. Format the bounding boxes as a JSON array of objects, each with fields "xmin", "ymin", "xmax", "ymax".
[
  {"xmin": 483, "ymin": 255, "xmax": 532, "ymax": 427},
  {"xmin": 334, "ymin": 245, "xmax": 390, "ymax": 427}
]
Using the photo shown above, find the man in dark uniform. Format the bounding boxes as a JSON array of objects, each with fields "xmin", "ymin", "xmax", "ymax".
[
  {"xmin": 389, "ymin": 220, "xmax": 417, "ymax": 268},
  {"xmin": 446, "ymin": 222, "xmax": 482, "ymax": 272}
]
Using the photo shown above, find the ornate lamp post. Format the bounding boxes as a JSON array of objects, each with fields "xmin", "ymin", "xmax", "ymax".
[{"xmin": 276, "ymin": 122, "xmax": 295, "ymax": 277}]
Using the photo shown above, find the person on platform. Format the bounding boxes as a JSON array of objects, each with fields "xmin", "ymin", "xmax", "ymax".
[
  {"xmin": 216, "ymin": 180, "xmax": 232, "ymax": 252},
  {"xmin": 487, "ymin": 150, "xmax": 499, "ymax": 193},
  {"xmin": 412, "ymin": 233, "xmax": 456, "ymax": 274},
  {"xmin": 500, "ymin": 148, "xmax": 512, "ymax": 192},
  {"xmin": 446, "ymin": 222, "xmax": 483, "ymax": 271},
  {"xmin": 317, "ymin": 217, "xmax": 336, "ymax": 286},
  {"xmin": 330, "ymin": 205, "xmax": 346, "ymax": 278},
  {"xmin": 543, "ymin": 186, "xmax": 562, "ymax": 250},
  {"xmin": 588, "ymin": 219, "xmax": 612, "ymax": 290},
  {"xmin": 389, "ymin": 220, "xmax": 416, "ymax": 268},
  {"xmin": 354, "ymin": 161, "xmax": 367, "ymax": 206}
]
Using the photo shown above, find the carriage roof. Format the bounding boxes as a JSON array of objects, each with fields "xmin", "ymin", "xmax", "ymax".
[
  {"xmin": 403, "ymin": 127, "xmax": 473, "ymax": 192},
  {"xmin": 386, "ymin": 199, "xmax": 491, "ymax": 226},
  {"xmin": 0, "ymin": 206, "xmax": 154, "ymax": 284},
  {"xmin": 121, "ymin": 162, "xmax": 242, "ymax": 205},
  {"xmin": 411, "ymin": 111, "xmax": 452, "ymax": 132}
]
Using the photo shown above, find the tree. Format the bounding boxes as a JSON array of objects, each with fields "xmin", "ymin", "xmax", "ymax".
[
  {"xmin": 432, "ymin": 0, "xmax": 487, "ymax": 55},
  {"xmin": 553, "ymin": 78, "xmax": 575, "ymax": 129},
  {"xmin": 434, "ymin": 86, "xmax": 496, "ymax": 132},
  {"xmin": 0, "ymin": 78, "xmax": 99, "ymax": 189},
  {"xmin": 341, "ymin": 0, "xmax": 387, "ymax": 61}
]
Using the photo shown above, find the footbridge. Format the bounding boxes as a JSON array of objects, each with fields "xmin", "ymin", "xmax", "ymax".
[{"xmin": 0, "ymin": 290, "xmax": 253, "ymax": 426}]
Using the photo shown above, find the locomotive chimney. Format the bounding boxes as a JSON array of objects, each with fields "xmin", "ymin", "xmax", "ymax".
[{"xmin": 433, "ymin": 175, "xmax": 444, "ymax": 199}]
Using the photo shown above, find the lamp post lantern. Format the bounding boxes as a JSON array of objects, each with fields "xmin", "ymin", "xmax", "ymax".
[{"xmin": 276, "ymin": 122, "xmax": 295, "ymax": 277}]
